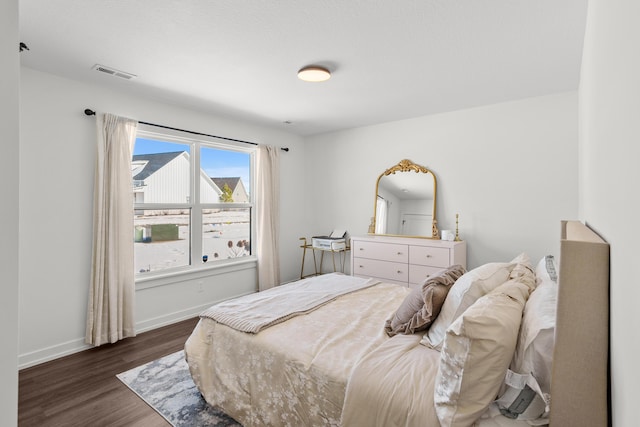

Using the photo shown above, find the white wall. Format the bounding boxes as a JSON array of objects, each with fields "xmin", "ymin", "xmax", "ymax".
[
  {"xmin": 0, "ymin": 0, "xmax": 20, "ymax": 424},
  {"xmin": 580, "ymin": 1, "xmax": 640, "ymax": 425},
  {"xmin": 305, "ymin": 92, "xmax": 579, "ymax": 270},
  {"xmin": 18, "ymin": 67, "xmax": 307, "ymax": 367}
]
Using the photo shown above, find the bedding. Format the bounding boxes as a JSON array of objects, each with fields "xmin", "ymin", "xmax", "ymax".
[
  {"xmin": 185, "ymin": 281, "xmax": 412, "ymax": 427},
  {"xmin": 341, "ymin": 334, "xmax": 532, "ymax": 427},
  {"xmin": 534, "ymin": 255, "xmax": 557, "ymax": 283},
  {"xmin": 513, "ymin": 276, "xmax": 556, "ymax": 394},
  {"xmin": 494, "ymin": 256, "xmax": 558, "ymax": 424},
  {"xmin": 433, "ymin": 280, "xmax": 530, "ymax": 427},
  {"xmin": 186, "ymin": 272, "xmax": 535, "ymax": 427},
  {"xmin": 384, "ymin": 264, "xmax": 466, "ymax": 337},
  {"xmin": 199, "ymin": 273, "xmax": 378, "ymax": 333},
  {"xmin": 185, "ymin": 230, "xmax": 608, "ymax": 427},
  {"xmin": 421, "ymin": 254, "xmax": 527, "ymax": 350}
]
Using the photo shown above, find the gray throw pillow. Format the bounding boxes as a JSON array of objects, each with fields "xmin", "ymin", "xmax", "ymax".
[{"xmin": 384, "ymin": 264, "xmax": 466, "ymax": 337}]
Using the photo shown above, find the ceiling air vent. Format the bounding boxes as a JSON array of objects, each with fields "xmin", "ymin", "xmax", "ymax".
[{"xmin": 92, "ymin": 64, "xmax": 137, "ymax": 80}]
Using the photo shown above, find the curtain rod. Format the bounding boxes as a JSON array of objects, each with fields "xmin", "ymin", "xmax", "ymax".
[{"xmin": 83, "ymin": 109, "xmax": 289, "ymax": 152}]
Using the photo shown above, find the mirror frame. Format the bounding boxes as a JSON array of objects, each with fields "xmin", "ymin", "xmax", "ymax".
[{"xmin": 370, "ymin": 159, "xmax": 439, "ymax": 239}]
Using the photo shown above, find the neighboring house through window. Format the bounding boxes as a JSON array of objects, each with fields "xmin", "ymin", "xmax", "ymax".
[{"xmin": 133, "ymin": 128, "xmax": 254, "ymax": 276}]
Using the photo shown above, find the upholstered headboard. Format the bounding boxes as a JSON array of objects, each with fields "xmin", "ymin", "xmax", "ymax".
[{"xmin": 550, "ymin": 221, "xmax": 610, "ymax": 427}]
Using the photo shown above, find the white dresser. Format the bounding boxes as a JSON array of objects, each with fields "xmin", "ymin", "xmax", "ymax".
[{"xmin": 350, "ymin": 235, "xmax": 466, "ymax": 288}]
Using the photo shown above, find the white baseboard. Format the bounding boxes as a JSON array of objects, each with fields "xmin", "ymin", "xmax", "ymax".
[
  {"xmin": 135, "ymin": 303, "xmax": 212, "ymax": 333},
  {"xmin": 18, "ymin": 293, "xmax": 253, "ymax": 370},
  {"xmin": 18, "ymin": 338, "xmax": 93, "ymax": 370}
]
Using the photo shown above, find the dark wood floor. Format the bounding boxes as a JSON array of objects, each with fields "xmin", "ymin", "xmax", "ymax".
[{"xmin": 18, "ymin": 317, "xmax": 200, "ymax": 427}]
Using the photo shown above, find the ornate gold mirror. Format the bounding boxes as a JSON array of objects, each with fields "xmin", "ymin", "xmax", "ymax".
[{"xmin": 370, "ymin": 159, "xmax": 438, "ymax": 238}]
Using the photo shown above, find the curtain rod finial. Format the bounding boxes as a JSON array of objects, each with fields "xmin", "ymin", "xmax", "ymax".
[{"xmin": 84, "ymin": 109, "xmax": 96, "ymax": 116}]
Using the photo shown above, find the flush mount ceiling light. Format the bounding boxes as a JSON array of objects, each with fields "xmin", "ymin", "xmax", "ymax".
[{"xmin": 297, "ymin": 65, "xmax": 331, "ymax": 82}]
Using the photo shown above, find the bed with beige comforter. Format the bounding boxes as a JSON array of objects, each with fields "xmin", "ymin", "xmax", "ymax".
[
  {"xmin": 185, "ymin": 222, "xmax": 611, "ymax": 427},
  {"xmin": 185, "ymin": 271, "xmax": 539, "ymax": 427}
]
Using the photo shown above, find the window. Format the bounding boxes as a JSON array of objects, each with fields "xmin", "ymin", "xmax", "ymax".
[
  {"xmin": 133, "ymin": 129, "xmax": 254, "ymax": 276},
  {"xmin": 375, "ymin": 196, "xmax": 388, "ymax": 234}
]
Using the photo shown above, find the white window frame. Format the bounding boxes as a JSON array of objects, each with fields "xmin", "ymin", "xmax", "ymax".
[{"xmin": 133, "ymin": 125, "xmax": 257, "ymax": 288}]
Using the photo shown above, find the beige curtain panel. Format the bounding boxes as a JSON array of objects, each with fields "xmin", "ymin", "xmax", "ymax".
[
  {"xmin": 86, "ymin": 113, "xmax": 138, "ymax": 346},
  {"xmin": 256, "ymin": 144, "xmax": 280, "ymax": 291}
]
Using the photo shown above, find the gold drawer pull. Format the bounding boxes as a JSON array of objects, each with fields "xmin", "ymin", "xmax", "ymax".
[{"xmin": 426, "ymin": 254, "xmax": 432, "ymax": 258}]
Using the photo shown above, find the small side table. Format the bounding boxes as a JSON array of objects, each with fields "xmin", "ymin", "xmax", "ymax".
[{"xmin": 299, "ymin": 237, "xmax": 351, "ymax": 279}]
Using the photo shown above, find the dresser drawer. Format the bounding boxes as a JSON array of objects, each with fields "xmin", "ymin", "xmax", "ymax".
[
  {"xmin": 352, "ymin": 257, "xmax": 408, "ymax": 283},
  {"xmin": 353, "ymin": 240, "xmax": 408, "ymax": 263},
  {"xmin": 409, "ymin": 245, "xmax": 450, "ymax": 268},
  {"xmin": 409, "ymin": 264, "xmax": 446, "ymax": 285}
]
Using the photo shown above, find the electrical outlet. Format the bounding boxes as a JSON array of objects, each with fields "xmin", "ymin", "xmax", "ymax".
[{"xmin": 197, "ymin": 281, "xmax": 204, "ymax": 293}]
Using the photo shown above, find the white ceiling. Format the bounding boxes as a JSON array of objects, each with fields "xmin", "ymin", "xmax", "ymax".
[{"xmin": 18, "ymin": 0, "xmax": 588, "ymax": 136}]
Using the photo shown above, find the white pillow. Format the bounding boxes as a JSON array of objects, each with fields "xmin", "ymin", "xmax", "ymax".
[
  {"xmin": 512, "ymin": 276, "xmax": 557, "ymax": 394},
  {"xmin": 421, "ymin": 254, "xmax": 527, "ymax": 350},
  {"xmin": 492, "ymin": 276, "xmax": 557, "ymax": 424},
  {"xmin": 535, "ymin": 255, "xmax": 558, "ymax": 284},
  {"xmin": 434, "ymin": 280, "xmax": 530, "ymax": 427}
]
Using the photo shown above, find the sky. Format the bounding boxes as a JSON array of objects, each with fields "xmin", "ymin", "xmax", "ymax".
[{"xmin": 134, "ymin": 137, "xmax": 251, "ymax": 192}]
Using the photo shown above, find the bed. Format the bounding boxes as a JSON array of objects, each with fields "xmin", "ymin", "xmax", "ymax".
[{"xmin": 184, "ymin": 221, "xmax": 609, "ymax": 427}]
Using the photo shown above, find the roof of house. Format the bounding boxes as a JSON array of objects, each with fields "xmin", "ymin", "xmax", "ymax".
[
  {"xmin": 132, "ymin": 151, "xmax": 185, "ymax": 180},
  {"xmin": 211, "ymin": 177, "xmax": 241, "ymax": 192}
]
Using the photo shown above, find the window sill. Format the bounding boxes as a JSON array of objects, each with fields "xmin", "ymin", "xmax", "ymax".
[{"xmin": 135, "ymin": 256, "xmax": 257, "ymax": 290}]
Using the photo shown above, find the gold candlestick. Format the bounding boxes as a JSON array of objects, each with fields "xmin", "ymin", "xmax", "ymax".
[
  {"xmin": 368, "ymin": 217, "xmax": 375, "ymax": 234},
  {"xmin": 454, "ymin": 213, "xmax": 461, "ymax": 241}
]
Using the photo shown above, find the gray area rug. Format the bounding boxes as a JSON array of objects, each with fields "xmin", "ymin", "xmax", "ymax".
[{"xmin": 117, "ymin": 350, "xmax": 241, "ymax": 427}]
